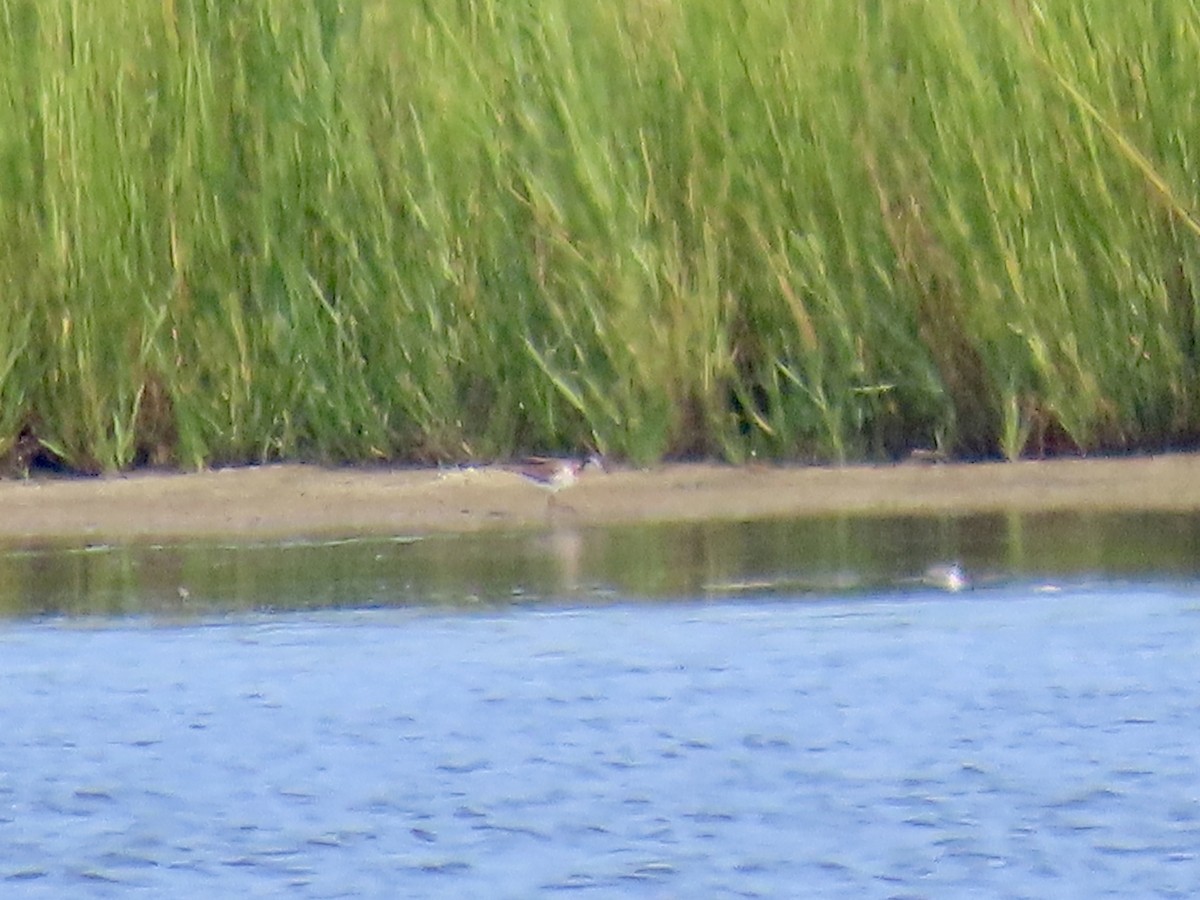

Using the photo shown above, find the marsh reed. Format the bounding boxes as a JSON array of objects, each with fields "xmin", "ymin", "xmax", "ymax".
[{"xmin": 1, "ymin": 0, "xmax": 1198, "ymax": 472}]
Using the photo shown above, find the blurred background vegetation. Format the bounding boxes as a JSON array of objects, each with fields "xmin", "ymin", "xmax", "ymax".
[{"xmin": 1, "ymin": 0, "xmax": 1198, "ymax": 473}]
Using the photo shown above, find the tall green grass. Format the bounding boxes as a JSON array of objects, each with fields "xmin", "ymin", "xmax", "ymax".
[{"xmin": 1, "ymin": 0, "xmax": 1198, "ymax": 472}]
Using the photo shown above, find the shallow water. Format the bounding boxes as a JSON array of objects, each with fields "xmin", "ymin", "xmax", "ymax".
[
  {"xmin": 4, "ymin": 509, "xmax": 1200, "ymax": 618},
  {"xmin": 3, "ymin": 583, "xmax": 1200, "ymax": 897},
  {"xmin": 2, "ymin": 514, "xmax": 1200, "ymax": 897}
]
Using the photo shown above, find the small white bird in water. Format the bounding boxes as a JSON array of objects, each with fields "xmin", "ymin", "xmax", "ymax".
[{"xmin": 922, "ymin": 562, "xmax": 971, "ymax": 592}]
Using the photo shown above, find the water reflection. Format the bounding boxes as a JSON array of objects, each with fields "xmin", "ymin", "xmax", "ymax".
[
  {"xmin": 2, "ymin": 510, "xmax": 1200, "ymax": 618},
  {"xmin": 3, "ymin": 514, "xmax": 1200, "ymax": 896}
]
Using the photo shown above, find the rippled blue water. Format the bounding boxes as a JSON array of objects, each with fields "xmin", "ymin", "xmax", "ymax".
[{"xmin": 2, "ymin": 582, "xmax": 1199, "ymax": 898}]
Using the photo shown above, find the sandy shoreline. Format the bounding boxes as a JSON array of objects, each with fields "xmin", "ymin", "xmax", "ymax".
[{"xmin": 2, "ymin": 453, "xmax": 1200, "ymax": 545}]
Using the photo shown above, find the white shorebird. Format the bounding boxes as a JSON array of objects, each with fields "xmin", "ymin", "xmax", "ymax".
[
  {"xmin": 510, "ymin": 455, "xmax": 604, "ymax": 516},
  {"xmin": 922, "ymin": 562, "xmax": 971, "ymax": 592},
  {"xmin": 513, "ymin": 456, "xmax": 588, "ymax": 494}
]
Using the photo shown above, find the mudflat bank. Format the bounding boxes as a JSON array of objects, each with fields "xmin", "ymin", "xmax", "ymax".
[{"xmin": 2, "ymin": 453, "xmax": 1200, "ymax": 544}]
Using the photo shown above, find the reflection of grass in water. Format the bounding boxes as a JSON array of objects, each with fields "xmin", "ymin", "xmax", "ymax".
[
  {"xmin": 0, "ymin": 1, "xmax": 1198, "ymax": 472},
  {"xmin": 2, "ymin": 511, "xmax": 1200, "ymax": 618}
]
